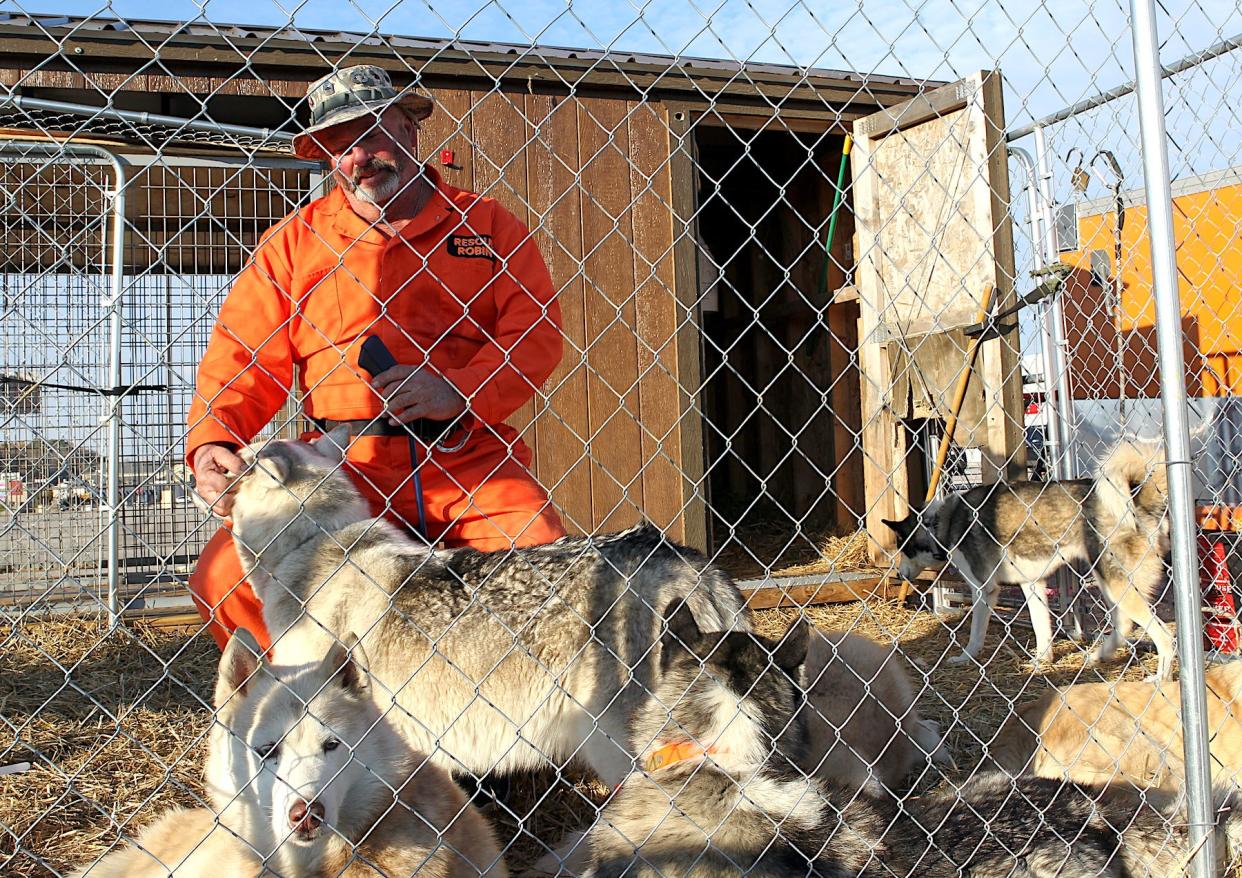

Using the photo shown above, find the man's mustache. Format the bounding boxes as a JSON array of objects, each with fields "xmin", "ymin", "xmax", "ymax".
[{"xmin": 352, "ymin": 159, "xmax": 399, "ymax": 185}]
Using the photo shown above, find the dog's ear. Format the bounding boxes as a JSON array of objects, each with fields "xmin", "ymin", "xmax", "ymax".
[
  {"xmin": 660, "ymin": 599, "xmax": 702, "ymax": 674},
  {"xmin": 326, "ymin": 633, "xmax": 369, "ymax": 695},
  {"xmin": 881, "ymin": 516, "xmax": 916, "ymax": 542},
  {"xmin": 253, "ymin": 449, "xmax": 290, "ymax": 485},
  {"xmin": 215, "ymin": 628, "xmax": 263, "ymax": 708},
  {"xmin": 773, "ymin": 620, "xmax": 812, "ymax": 677},
  {"xmin": 312, "ymin": 425, "xmax": 351, "ymax": 463}
]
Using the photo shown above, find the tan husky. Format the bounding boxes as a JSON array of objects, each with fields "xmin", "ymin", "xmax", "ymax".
[
  {"xmin": 989, "ymin": 661, "xmax": 1242, "ymax": 791},
  {"xmin": 792, "ymin": 628, "xmax": 952, "ymax": 792},
  {"xmin": 71, "ymin": 807, "xmax": 262, "ymax": 877}
]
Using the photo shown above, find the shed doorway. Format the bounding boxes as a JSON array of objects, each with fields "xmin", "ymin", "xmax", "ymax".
[{"xmin": 693, "ymin": 122, "xmax": 865, "ymax": 576}]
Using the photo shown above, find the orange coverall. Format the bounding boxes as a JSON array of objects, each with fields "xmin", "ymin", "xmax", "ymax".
[{"xmin": 187, "ymin": 167, "xmax": 565, "ymax": 650}]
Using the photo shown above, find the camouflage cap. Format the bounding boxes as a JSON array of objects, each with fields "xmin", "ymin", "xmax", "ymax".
[{"xmin": 293, "ymin": 65, "xmax": 433, "ymax": 160}]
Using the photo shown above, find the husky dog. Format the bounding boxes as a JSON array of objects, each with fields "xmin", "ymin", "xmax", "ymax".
[
  {"xmin": 586, "ymin": 612, "xmax": 1241, "ymax": 878},
  {"xmin": 226, "ymin": 428, "xmax": 749, "ymax": 787},
  {"xmin": 790, "ymin": 627, "xmax": 951, "ymax": 793},
  {"xmin": 988, "ymin": 660, "xmax": 1242, "ymax": 792},
  {"xmin": 585, "ymin": 609, "xmax": 946, "ymax": 878},
  {"xmin": 72, "ymin": 808, "xmax": 263, "ymax": 877},
  {"xmin": 206, "ymin": 630, "xmax": 507, "ymax": 877},
  {"xmin": 883, "ymin": 443, "xmax": 1174, "ymax": 678}
]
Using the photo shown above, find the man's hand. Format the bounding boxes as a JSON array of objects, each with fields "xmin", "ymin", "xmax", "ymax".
[
  {"xmin": 371, "ymin": 366, "xmax": 467, "ymax": 424},
  {"xmin": 192, "ymin": 443, "xmax": 247, "ymax": 518}
]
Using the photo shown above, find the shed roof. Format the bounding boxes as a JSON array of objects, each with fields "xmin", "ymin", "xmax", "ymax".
[{"xmin": 0, "ymin": 12, "xmax": 936, "ymax": 118}]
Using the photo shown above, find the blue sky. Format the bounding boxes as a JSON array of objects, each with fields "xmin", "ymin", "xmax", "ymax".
[{"xmin": 5, "ymin": 0, "xmax": 1239, "ymax": 132}]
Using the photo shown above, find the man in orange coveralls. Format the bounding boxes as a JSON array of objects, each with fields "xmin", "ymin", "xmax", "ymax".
[{"xmin": 187, "ymin": 65, "xmax": 565, "ymax": 651}]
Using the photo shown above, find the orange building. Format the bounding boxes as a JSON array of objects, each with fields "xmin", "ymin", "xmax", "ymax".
[{"xmin": 1061, "ymin": 165, "xmax": 1242, "ymax": 400}]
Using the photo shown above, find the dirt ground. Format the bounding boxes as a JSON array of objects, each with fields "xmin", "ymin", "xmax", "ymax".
[{"xmin": 0, "ymin": 601, "xmax": 1198, "ymax": 876}]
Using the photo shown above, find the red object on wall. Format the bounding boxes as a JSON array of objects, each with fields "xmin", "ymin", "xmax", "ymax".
[
  {"xmin": 440, "ymin": 148, "xmax": 455, "ymax": 166},
  {"xmin": 1200, "ymin": 534, "xmax": 1240, "ymax": 653}
]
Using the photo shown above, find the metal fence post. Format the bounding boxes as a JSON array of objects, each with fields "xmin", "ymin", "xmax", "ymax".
[
  {"xmin": 1129, "ymin": 1, "xmax": 1218, "ymax": 874},
  {"xmin": 100, "ymin": 149, "xmax": 128, "ymax": 627}
]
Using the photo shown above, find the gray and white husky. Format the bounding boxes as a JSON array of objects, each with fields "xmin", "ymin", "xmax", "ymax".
[
  {"xmin": 227, "ymin": 427, "xmax": 749, "ymax": 787},
  {"xmin": 883, "ymin": 443, "xmax": 1174, "ymax": 678},
  {"xmin": 585, "ymin": 610, "xmax": 1242, "ymax": 878},
  {"xmin": 207, "ymin": 629, "xmax": 507, "ymax": 877}
]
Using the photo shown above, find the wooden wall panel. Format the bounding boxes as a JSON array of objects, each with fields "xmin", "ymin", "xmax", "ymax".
[
  {"xmin": 627, "ymin": 101, "xmax": 684, "ymax": 541},
  {"xmin": 524, "ymin": 94, "xmax": 595, "ymax": 534},
  {"xmin": 470, "ymin": 91, "xmax": 538, "ymax": 444},
  {"xmin": 577, "ymin": 98, "xmax": 644, "ymax": 532}
]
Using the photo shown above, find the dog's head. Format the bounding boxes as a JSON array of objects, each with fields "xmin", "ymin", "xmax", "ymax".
[
  {"xmin": 207, "ymin": 629, "xmax": 379, "ymax": 852},
  {"xmin": 882, "ymin": 504, "xmax": 948, "ymax": 583},
  {"xmin": 230, "ymin": 426, "xmax": 367, "ymax": 533},
  {"xmin": 637, "ymin": 602, "xmax": 810, "ymax": 774}
]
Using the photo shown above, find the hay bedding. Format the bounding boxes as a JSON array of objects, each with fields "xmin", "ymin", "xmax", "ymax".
[{"xmin": 0, "ymin": 608, "xmax": 1185, "ymax": 877}]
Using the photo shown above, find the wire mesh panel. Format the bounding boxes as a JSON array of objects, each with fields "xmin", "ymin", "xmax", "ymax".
[{"xmin": 0, "ymin": 4, "xmax": 1240, "ymax": 878}]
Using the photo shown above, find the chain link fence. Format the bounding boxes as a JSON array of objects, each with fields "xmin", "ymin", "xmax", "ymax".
[{"xmin": 2, "ymin": 2, "xmax": 1241, "ymax": 876}]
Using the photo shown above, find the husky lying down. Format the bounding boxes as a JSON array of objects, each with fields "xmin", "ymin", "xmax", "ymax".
[
  {"xmin": 988, "ymin": 660, "xmax": 1242, "ymax": 792},
  {"xmin": 76, "ymin": 630, "xmax": 503, "ymax": 878},
  {"xmin": 71, "ymin": 807, "xmax": 262, "ymax": 877},
  {"xmin": 585, "ymin": 610, "xmax": 1242, "ymax": 878},
  {"xmin": 227, "ymin": 427, "xmax": 749, "ymax": 787},
  {"xmin": 791, "ymin": 627, "xmax": 951, "ymax": 793},
  {"xmin": 207, "ymin": 630, "xmax": 507, "ymax": 877},
  {"xmin": 884, "ymin": 443, "xmax": 1174, "ymax": 678}
]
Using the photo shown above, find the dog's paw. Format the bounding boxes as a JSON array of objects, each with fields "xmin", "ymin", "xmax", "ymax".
[{"xmin": 946, "ymin": 653, "xmax": 974, "ymax": 666}]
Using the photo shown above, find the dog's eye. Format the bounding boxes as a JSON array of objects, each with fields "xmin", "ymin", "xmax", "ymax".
[
  {"xmin": 256, "ymin": 742, "xmax": 280, "ymax": 761},
  {"xmin": 323, "ymin": 738, "xmax": 341, "ymax": 753}
]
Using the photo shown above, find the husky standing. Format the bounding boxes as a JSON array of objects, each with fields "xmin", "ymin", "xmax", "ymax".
[
  {"xmin": 883, "ymin": 443, "xmax": 1174, "ymax": 678},
  {"xmin": 207, "ymin": 630, "xmax": 507, "ymax": 877},
  {"xmin": 586, "ymin": 612, "xmax": 1242, "ymax": 878},
  {"xmin": 226, "ymin": 428, "xmax": 749, "ymax": 787}
]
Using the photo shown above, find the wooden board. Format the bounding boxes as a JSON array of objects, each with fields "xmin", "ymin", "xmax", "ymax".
[
  {"xmin": 667, "ymin": 109, "xmax": 708, "ymax": 552},
  {"xmin": 577, "ymin": 98, "xmax": 644, "ymax": 532},
  {"xmin": 628, "ymin": 100, "xmax": 685, "ymax": 542},
  {"xmin": 739, "ymin": 572, "xmax": 901, "ymax": 609},
  {"xmin": 852, "ymin": 71, "xmax": 1023, "ymax": 562},
  {"xmin": 525, "ymin": 94, "xmax": 594, "ymax": 534},
  {"xmin": 471, "ymin": 91, "xmax": 538, "ymax": 444}
]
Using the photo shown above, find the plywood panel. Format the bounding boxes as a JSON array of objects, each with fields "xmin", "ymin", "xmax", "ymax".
[
  {"xmin": 578, "ymin": 98, "xmax": 643, "ymax": 532},
  {"xmin": 627, "ymin": 100, "xmax": 684, "ymax": 541},
  {"xmin": 525, "ymin": 94, "xmax": 594, "ymax": 534},
  {"xmin": 852, "ymin": 71, "xmax": 1022, "ymax": 560}
]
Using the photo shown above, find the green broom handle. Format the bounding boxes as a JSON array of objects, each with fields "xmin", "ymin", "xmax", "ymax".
[{"xmin": 817, "ymin": 133, "xmax": 853, "ymax": 302}]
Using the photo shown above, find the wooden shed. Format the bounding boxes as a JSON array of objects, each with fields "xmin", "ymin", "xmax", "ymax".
[{"xmin": 0, "ymin": 15, "xmax": 1020, "ymax": 569}]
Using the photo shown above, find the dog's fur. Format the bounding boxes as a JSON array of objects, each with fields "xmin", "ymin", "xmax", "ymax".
[
  {"xmin": 227, "ymin": 428, "xmax": 749, "ymax": 787},
  {"xmin": 884, "ymin": 442, "xmax": 1174, "ymax": 678},
  {"xmin": 585, "ymin": 610, "xmax": 947, "ymax": 878},
  {"xmin": 72, "ymin": 808, "xmax": 263, "ymax": 877},
  {"xmin": 788, "ymin": 627, "xmax": 951, "ymax": 793},
  {"xmin": 988, "ymin": 660, "xmax": 1242, "ymax": 792},
  {"xmin": 587, "ymin": 612, "xmax": 1240, "ymax": 878},
  {"xmin": 206, "ymin": 630, "xmax": 506, "ymax": 877}
]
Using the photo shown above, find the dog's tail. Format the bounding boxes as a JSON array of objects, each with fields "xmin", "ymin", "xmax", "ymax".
[{"xmin": 1096, "ymin": 442, "xmax": 1167, "ymax": 532}]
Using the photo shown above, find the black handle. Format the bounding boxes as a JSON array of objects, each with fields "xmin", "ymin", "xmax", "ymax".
[{"xmin": 358, "ymin": 335, "xmax": 399, "ymax": 377}]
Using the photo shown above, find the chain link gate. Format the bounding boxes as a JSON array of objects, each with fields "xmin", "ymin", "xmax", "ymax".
[{"xmin": 0, "ymin": 3, "xmax": 1240, "ymax": 877}]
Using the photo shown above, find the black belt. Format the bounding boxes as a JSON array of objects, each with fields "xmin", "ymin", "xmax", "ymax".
[{"xmin": 312, "ymin": 416, "xmax": 464, "ymax": 446}]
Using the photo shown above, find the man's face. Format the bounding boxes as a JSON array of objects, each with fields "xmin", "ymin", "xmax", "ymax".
[{"xmin": 317, "ymin": 108, "xmax": 418, "ymax": 206}]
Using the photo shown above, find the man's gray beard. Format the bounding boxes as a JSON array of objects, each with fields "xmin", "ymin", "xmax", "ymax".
[{"xmin": 340, "ymin": 161, "xmax": 403, "ymax": 205}]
